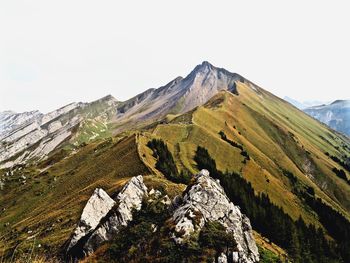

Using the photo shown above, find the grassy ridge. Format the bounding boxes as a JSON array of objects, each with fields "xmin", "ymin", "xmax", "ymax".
[{"xmin": 142, "ymin": 86, "xmax": 350, "ymax": 224}]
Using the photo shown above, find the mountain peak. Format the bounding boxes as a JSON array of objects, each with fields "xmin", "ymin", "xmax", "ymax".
[
  {"xmin": 186, "ymin": 61, "xmax": 216, "ymax": 80},
  {"xmin": 201, "ymin": 60, "xmax": 214, "ymax": 67},
  {"xmin": 331, "ymin": 99, "xmax": 349, "ymax": 105},
  {"xmin": 101, "ymin": 94, "xmax": 117, "ymax": 101},
  {"xmin": 92, "ymin": 94, "xmax": 118, "ymax": 104},
  {"xmin": 194, "ymin": 60, "xmax": 215, "ymax": 72}
]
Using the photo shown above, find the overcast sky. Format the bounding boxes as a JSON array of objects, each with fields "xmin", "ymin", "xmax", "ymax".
[{"xmin": 0, "ymin": 1, "xmax": 349, "ymax": 113}]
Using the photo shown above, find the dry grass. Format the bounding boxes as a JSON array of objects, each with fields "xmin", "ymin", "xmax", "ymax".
[
  {"xmin": 1, "ymin": 81, "xmax": 349, "ymax": 260},
  {"xmin": 141, "ymin": 87, "xmax": 350, "ymax": 224},
  {"xmin": 0, "ymin": 134, "xmax": 151, "ymax": 258},
  {"xmin": 254, "ymin": 231, "xmax": 288, "ymax": 261}
]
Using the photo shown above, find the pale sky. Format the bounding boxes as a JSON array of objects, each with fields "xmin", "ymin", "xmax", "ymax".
[{"xmin": 0, "ymin": 1, "xmax": 349, "ymax": 113}]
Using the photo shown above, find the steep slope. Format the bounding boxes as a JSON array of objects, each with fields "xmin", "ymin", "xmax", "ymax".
[
  {"xmin": 0, "ymin": 134, "xmax": 152, "ymax": 259},
  {"xmin": 304, "ymin": 100, "xmax": 350, "ymax": 136},
  {"xmin": 0, "ymin": 62, "xmax": 243, "ymax": 168},
  {"xmin": 112, "ymin": 61, "xmax": 242, "ymax": 132},
  {"xmin": 139, "ymin": 82, "xmax": 350, "ymax": 220},
  {"xmin": 0, "ymin": 110, "xmax": 43, "ymax": 138},
  {"xmin": 0, "ymin": 95, "xmax": 119, "ymax": 168}
]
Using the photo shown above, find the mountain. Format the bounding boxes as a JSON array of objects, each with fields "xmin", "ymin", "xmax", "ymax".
[
  {"xmin": 0, "ymin": 61, "xmax": 243, "ymax": 168},
  {"xmin": 0, "ymin": 110, "xmax": 42, "ymax": 137},
  {"xmin": 113, "ymin": 61, "xmax": 242, "ymax": 132},
  {"xmin": 0, "ymin": 62, "xmax": 350, "ymax": 263},
  {"xmin": 304, "ymin": 100, "xmax": 350, "ymax": 136},
  {"xmin": 283, "ymin": 96, "xmax": 330, "ymax": 110},
  {"xmin": 0, "ymin": 95, "xmax": 119, "ymax": 168}
]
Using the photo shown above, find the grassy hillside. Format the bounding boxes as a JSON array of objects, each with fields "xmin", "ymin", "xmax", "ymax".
[
  {"xmin": 0, "ymin": 134, "xmax": 151, "ymax": 259},
  {"xmin": 139, "ymin": 83, "xmax": 350, "ymax": 225}
]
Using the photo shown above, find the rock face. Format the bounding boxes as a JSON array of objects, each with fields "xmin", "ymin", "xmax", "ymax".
[
  {"xmin": 66, "ymin": 175, "xmax": 148, "ymax": 258},
  {"xmin": 0, "ymin": 110, "xmax": 42, "ymax": 137},
  {"xmin": 0, "ymin": 95, "xmax": 119, "ymax": 168},
  {"xmin": 0, "ymin": 103, "xmax": 82, "ymax": 168},
  {"xmin": 113, "ymin": 61, "xmax": 244, "ymax": 133},
  {"xmin": 171, "ymin": 170, "xmax": 259, "ymax": 263},
  {"xmin": 67, "ymin": 188, "xmax": 116, "ymax": 252}
]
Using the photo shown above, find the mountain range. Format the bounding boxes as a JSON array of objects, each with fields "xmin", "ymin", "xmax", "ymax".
[
  {"xmin": 304, "ymin": 100, "xmax": 350, "ymax": 136},
  {"xmin": 283, "ymin": 97, "xmax": 331, "ymax": 110},
  {"xmin": 0, "ymin": 62, "xmax": 349, "ymax": 263}
]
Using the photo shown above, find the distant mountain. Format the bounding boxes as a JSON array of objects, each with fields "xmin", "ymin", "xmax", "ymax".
[
  {"xmin": 304, "ymin": 100, "xmax": 350, "ymax": 136},
  {"xmin": 0, "ymin": 110, "xmax": 42, "ymax": 137},
  {"xmin": 0, "ymin": 95, "xmax": 118, "ymax": 168},
  {"xmin": 284, "ymin": 96, "xmax": 330, "ymax": 109}
]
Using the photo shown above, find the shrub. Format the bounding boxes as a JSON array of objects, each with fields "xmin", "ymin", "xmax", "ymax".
[
  {"xmin": 199, "ymin": 221, "xmax": 237, "ymax": 252},
  {"xmin": 147, "ymin": 139, "xmax": 190, "ymax": 184}
]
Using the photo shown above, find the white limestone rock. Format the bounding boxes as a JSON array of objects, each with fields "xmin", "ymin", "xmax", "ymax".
[
  {"xmin": 0, "ymin": 110, "xmax": 42, "ymax": 138},
  {"xmin": 171, "ymin": 169, "xmax": 259, "ymax": 263},
  {"xmin": 66, "ymin": 175, "xmax": 148, "ymax": 258},
  {"xmin": 67, "ymin": 188, "xmax": 115, "ymax": 252},
  {"xmin": 83, "ymin": 175, "xmax": 148, "ymax": 253}
]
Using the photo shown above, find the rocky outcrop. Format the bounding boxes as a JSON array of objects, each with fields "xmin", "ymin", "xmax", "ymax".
[
  {"xmin": 66, "ymin": 175, "xmax": 148, "ymax": 258},
  {"xmin": 0, "ymin": 110, "xmax": 42, "ymax": 138},
  {"xmin": 171, "ymin": 170, "xmax": 259, "ymax": 263},
  {"xmin": 66, "ymin": 171, "xmax": 259, "ymax": 262},
  {"xmin": 67, "ymin": 188, "xmax": 116, "ymax": 252},
  {"xmin": 0, "ymin": 95, "xmax": 119, "ymax": 168},
  {"xmin": 0, "ymin": 103, "xmax": 82, "ymax": 168}
]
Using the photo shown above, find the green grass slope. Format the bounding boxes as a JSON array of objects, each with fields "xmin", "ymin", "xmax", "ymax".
[{"xmin": 139, "ymin": 82, "xmax": 350, "ymax": 224}]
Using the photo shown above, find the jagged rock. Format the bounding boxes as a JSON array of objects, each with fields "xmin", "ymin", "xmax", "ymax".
[
  {"xmin": 83, "ymin": 175, "xmax": 148, "ymax": 254},
  {"xmin": 66, "ymin": 188, "xmax": 115, "ymax": 252},
  {"xmin": 171, "ymin": 169, "xmax": 259, "ymax": 263},
  {"xmin": 66, "ymin": 175, "xmax": 148, "ymax": 258},
  {"xmin": 66, "ymin": 171, "xmax": 259, "ymax": 262}
]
